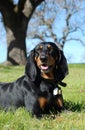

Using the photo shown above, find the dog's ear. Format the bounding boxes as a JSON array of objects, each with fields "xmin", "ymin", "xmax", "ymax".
[
  {"xmin": 55, "ymin": 49, "xmax": 68, "ymax": 82},
  {"xmin": 25, "ymin": 50, "xmax": 38, "ymax": 81}
]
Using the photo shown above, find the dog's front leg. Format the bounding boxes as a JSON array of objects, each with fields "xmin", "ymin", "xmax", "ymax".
[
  {"xmin": 33, "ymin": 97, "xmax": 49, "ymax": 118},
  {"xmin": 55, "ymin": 94, "xmax": 64, "ymax": 112},
  {"xmin": 32, "ymin": 100, "xmax": 43, "ymax": 118},
  {"xmin": 24, "ymin": 93, "xmax": 42, "ymax": 118},
  {"xmin": 53, "ymin": 88, "xmax": 65, "ymax": 112}
]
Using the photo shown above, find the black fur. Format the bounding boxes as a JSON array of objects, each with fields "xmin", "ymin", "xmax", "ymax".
[{"xmin": 0, "ymin": 42, "xmax": 68, "ymax": 117}]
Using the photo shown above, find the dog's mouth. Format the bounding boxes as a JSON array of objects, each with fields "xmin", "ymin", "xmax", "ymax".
[
  {"xmin": 40, "ymin": 64, "xmax": 53, "ymax": 73},
  {"xmin": 41, "ymin": 64, "xmax": 48, "ymax": 70}
]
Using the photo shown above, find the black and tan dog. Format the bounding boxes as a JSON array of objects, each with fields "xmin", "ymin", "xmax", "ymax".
[{"xmin": 0, "ymin": 42, "xmax": 68, "ymax": 117}]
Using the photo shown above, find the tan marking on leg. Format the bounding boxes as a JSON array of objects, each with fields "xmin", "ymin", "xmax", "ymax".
[
  {"xmin": 38, "ymin": 97, "xmax": 48, "ymax": 110},
  {"xmin": 56, "ymin": 95, "xmax": 64, "ymax": 108}
]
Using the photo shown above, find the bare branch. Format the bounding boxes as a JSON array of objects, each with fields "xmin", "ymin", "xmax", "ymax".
[
  {"xmin": 27, "ymin": 0, "xmax": 85, "ymax": 49},
  {"xmin": 67, "ymin": 38, "xmax": 85, "ymax": 46}
]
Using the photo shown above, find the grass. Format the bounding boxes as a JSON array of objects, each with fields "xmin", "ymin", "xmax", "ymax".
[{"xmin": 0, "ymin": 64, "xmax": 85, "ymax": 130}]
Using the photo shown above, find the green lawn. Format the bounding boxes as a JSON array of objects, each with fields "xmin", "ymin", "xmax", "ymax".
[{"xmin": 0, "ymin": 64, "xmax": 85, "ymax": 130}]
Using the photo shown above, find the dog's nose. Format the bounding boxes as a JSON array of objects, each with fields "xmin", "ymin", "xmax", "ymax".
[{"xmin": 40, "ymin": 55, "xmax": 47, "ymax": 62}]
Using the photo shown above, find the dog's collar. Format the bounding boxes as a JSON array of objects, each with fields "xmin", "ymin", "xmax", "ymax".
[
  {"xmin": 41, "ymin": 77, "xmax": 62, "ymax": 95},
  {"xmin": 41, "ymin": 76, "xmax": 67, "ymax": 87}
]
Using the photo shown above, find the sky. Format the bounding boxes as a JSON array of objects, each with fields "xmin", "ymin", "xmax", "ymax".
[
  {"xmin": 26, "ymin": 38, "xmax": 85, "ymax": 63},
  {"xmin": 0, "ymin": 1, "xmax": 85, "ymax": 64},
  {"xmin": 0, "ymin": 37, "xmax": 85, "ymax": 64},
  {"xmin": 0, "ymin": 18, "xmax": 85, "ymax": 64}
]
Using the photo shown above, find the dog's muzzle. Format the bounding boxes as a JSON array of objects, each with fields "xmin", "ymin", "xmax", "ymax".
[{"xmin": 40, "ymin": 54, "xmax": 50, "ymax": 73}]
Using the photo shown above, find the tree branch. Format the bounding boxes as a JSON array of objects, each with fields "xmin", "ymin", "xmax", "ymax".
[
  {"xmin": 0, "ymin": 0, "xmax": 17, "ymax": 29},
  {"xmin": 30, "ymin": 0, "xmax": 45, "ymax": 7},
  {"xmin": 67, "ymin": 38, "xmax": 85, "ymax": 46}
]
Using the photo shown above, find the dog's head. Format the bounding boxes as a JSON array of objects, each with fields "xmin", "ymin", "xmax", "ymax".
[
  {"xmin": 34, "ymin": 42, "xmax": 61, "ymax": 79},
  {"xmin": 25, "ymin": 42, "xmax": 68, "ymax": 82}
]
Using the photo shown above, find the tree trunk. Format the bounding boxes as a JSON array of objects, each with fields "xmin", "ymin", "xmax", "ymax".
[
  {"xmin": 6, "ymin": 25, "xmax": 27, "ymax": 65},
  {"xmin": 0, "ymin": 0, "xmax": 44, "ymax": 65}
]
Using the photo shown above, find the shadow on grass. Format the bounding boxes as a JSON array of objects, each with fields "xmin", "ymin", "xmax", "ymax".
[{"xmin": 64, "ymin": 100, "xmax": 85, "ymax": 112}]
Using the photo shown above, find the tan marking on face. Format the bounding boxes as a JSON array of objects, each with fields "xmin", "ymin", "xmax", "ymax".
[
  {"xmin": 38, "ymin": 97, "xmax": 48, "ymax": 110},
  {"xmin": 35, "ymin": 52, "xmax": 56, "ymax": 79},
  {"xmin": 35, "ymin": 55, "xmax": 55, "ymax": 79},
  {"xmin": 47, "ymin": 44, "xmax": 53, "ymax": 52},
  {"xmin": 39, "ymin": 45, "xmax": 43, "ymax": 49},
  {"xmin": 35, "ymin": 56, "xmax": 42, "ymax": 68},
  {"xmin": 35, "ymin": 55, "xmax": 55, "ymax": 69},
  {"xmin": 47, "ymin": 44, "xmax": 51, "ymax": 48}
]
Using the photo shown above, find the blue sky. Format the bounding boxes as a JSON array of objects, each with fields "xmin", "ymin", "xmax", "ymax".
[
  {"xmin": 26, "ymin": 38, "xmax": 85, "ymax": 63},
  {"xmin": 0, "ymin": 22, "xmax": 85, "ymax": 64},
  {"xmin": 1, "ymin": 38, "xmax": 85, "ymax": 64},
  {"xmin": 0, "ymin": 1, "xmax": 85, "ymax": 64},
  {"xmin": 64, "ymin": 41, "xmax": 85, "ymax": 63},
  {"xmin": 0, "ymin": 34, "xmax": 85, "ymax": 64}
]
